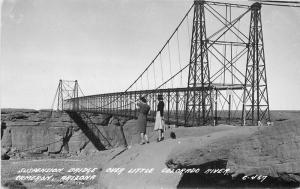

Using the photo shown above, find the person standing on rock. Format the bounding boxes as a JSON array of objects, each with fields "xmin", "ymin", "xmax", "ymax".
[
  {"xmin": 154, "ymin": 94, "xmax": 165, "ymax": 142},
  {"xmin": 131, "ymin": 96, "xmax": 150, "ymax": 145}
]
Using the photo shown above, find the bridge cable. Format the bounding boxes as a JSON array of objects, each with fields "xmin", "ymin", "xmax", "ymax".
[
  {"xmin": 140, "ymin": 75, "xmax": 143, "ymax": 90},
  {"xmin": 159, "ymin": 53, "xmax": 164, "ymax": 88},
  {"xmin": 74, "ymin": 3, "xmax": 248, "ymax": 111},
  {"xmin": 176, "ymin": 30, "xmax": 183, "ymax": 87},
  {"xmin": 125, "ymin": 4, "xmax": 194, "ymax": 92},
  {"xmin": 147, "ymin": 69, "xmax": 150, "ymax": 89},
  {"xmin": 167, "ymin": 43, "xmax": 174, "ymax": 88},
  {"xmin": 78, "ymin": 4, "xmax": 195, "ymax": 111},
  {"xmin": 91, "ymin": 59, "xmax": 191, "ymax": 111},
  {"xmin": 186, "ymin": 14, "xmax": 191, "ymax": 49},
  {"xmin": 110, "ymin": 61, "xmax": 192, "ymax": 110},
  {"xmin": 153, "ymin": 61, "xmax": 157, "ymax": 88},
  {"xmin": 135, "ymin": 81, "xmax": 138, "ymax": 91}
]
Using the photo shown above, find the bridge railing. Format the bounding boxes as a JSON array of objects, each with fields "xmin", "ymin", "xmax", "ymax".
[
  {"xmin": 63, "ymin": 84, "xmax": 244, "ymax": 127},
  {"xmin": 64, "ymin": 87, "xmax": 190, "ymax": 126}
]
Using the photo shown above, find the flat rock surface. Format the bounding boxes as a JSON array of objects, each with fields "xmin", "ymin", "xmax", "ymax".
[
  {"xmin": 166, "ymin": 126, "xmax": 259, "ymax": 169},
  {"xmin": 98, "ymin": 125, "xmax": 259, "ymax": 189},
  {"xmin": 227, "ymin": 119, "xmax": 300, "ymax": 182}
]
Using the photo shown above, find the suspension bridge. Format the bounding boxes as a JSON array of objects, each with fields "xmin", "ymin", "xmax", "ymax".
[{"xmin": 52, "ymin": 0, "xmax": 299, "ymax": 129}]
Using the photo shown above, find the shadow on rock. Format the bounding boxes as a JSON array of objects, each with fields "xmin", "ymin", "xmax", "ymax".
[{"xmin": 177, "ymin": 160, "xmax": 300, "ymax": 188}]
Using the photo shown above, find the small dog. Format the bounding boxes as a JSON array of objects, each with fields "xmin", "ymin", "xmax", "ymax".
[{"xmin": 170, "ymin": 131, "xmax": 176, "ymax": 139}]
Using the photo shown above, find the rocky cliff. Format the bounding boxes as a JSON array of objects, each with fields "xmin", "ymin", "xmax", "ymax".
[
  {"xmin": 165, "ymin": 119, "xmax": 300, "ymax": 188},
  {"xmin": 1, "ymin": 109, "xmax": 135, "ymax": 159}
]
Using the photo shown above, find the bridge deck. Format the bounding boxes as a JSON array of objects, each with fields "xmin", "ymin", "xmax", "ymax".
[{"xmin": 64, "ymin": 84, "xmax": 245, "ymax": 126}]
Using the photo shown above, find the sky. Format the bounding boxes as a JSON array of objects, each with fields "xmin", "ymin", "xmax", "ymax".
[{"xmin": 1, "ymin": 0, "xmax": 300, "ymax": 110}]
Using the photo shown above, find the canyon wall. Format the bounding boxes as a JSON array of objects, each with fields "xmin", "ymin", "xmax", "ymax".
[{"xmin": 1, "ymin": 109, "xmax": 137, "ymax": 159}]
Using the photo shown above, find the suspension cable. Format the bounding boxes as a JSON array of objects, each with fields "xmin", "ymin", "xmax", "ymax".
[
  {"xmin": 176, "ymin": 31, "xmax": 183, "ymax": 87},
  {"xmin": 159, "ymin": 53, "xmax": 164, "ymax": 86},
  {"xmin": 167, "ymin": 43, "xmax": 173, "ymax": 88},
  {"xmin": 125, "ymin": 4, "xmax": 194, "ymax": 92},
  {"xmin": 153, "ymin": 61, "xmax": 156, "ymax": 88},
  {"xmin": 147, "ymin": 69, "xmax": 150, "ymax": 89},
  {"xmin": 105, "ymin": 60, "xmax": 191, "ymax": 110},
  {"xmin": 186, "ymin": 13, "xmax": 191, "ymax": 52},
  {"xmin": 140, "ymin": 75, "xmax": 143, "ymax": 90},
  {"xmin": 90, "ymin": 4, "xmax": 195, "ymax": 110}
]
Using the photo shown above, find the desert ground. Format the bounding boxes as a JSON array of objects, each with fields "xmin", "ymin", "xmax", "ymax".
[{"xmin": 1, "ymin": 110, "xmax": 300, "ymax": 189}]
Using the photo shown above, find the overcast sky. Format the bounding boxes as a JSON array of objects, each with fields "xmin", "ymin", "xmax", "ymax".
[{"xmin": 1, "ymin": 0, "xmax": 300, "ymax": 110}]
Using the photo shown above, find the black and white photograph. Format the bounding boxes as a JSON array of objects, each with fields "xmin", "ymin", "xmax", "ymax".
[{"xmin": 1, "ymin": 0, "xmax": 300, "ymax": 188}]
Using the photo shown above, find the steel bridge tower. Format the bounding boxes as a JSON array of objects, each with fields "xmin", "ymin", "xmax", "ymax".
[
  {"xmin": 185, "ymin": 1, "xmax": 270, "ymax": 126},
  {"xmin": 57, "ymin": 79, "xmax": 79, "ymax": 111},
  {"xmin": 185, "ymin": 0, "xmax": 213, "ymax": 126},
  {"xmin": 57, "ymin": 1, "xmax": 271, "ymax": 127},
  {"xmin": 242, "ymin": 3, "xmax": 270, "ymax": 125}
]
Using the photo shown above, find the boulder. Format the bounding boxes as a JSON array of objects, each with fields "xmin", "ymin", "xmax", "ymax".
[
  {"xmin": 227, "ymin": 119, "xmax": 300, "ymax": 184},
  {"xmin": 165, "ymin": 127, "xmax": 259, "ymax": 170},
  {"xmin": 122, "ymin": 119, "xmax": 141, "ymax": 146},
  {"xmin": 102, "ymin": 124, "xmax": 126, "ymax": 148}
]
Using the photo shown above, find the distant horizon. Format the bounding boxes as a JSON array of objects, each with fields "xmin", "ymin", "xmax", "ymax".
[
  {"xmin": 1, "ymin": 107, "xmax": 299, "ymax": 111},
  {"xmin": 1, "ymin": 0, "xmax": 300, "ymax": 110}
]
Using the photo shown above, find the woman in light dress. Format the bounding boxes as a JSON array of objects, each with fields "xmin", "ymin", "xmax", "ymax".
[{"xmin": 154, "ymin": 94, "xmax": 165, "ymax": 142}]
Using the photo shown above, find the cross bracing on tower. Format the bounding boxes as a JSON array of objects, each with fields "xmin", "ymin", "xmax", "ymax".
[{"xmin": 54, "ymin": 0, "xmax": 299, "ymax": 126}]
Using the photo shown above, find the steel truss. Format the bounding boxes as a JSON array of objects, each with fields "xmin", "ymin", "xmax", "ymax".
[
  {"xmin": 242, "ymin": 3, "xmax": 270, "ymax": 125},
  {"xmin": 63, "ymin": 85, "xmax": 244, "ymax": 127},
  {"xmin": 185, "ymin": 0, "xmax": 213, "ymax": 126},
  {"xmin": 57, "ymin": 79, "xmax": 78, "ymax": 111},
  {"xmin": 60, "ymin": 0, "xmax": 270, "ymax": 126}
]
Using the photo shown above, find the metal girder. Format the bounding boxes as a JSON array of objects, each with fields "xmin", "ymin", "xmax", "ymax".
[
  {"xmin": 58, "ymin": 1, "xmax": 271, "ymax": 127},
  {"xmin": 64, "ymin": 85, "xmax": 244, "ymax": 127},
  {"xmin": 242, "ymin": 3, "xmax": 270, "ymax": 125},
  {"xmin": 57, "ymin": 80, "xmax": 79, "ymax": 111},
  {"xmin": 185, "ymin": 0, "xmax": 213, "ymax": 126}
]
